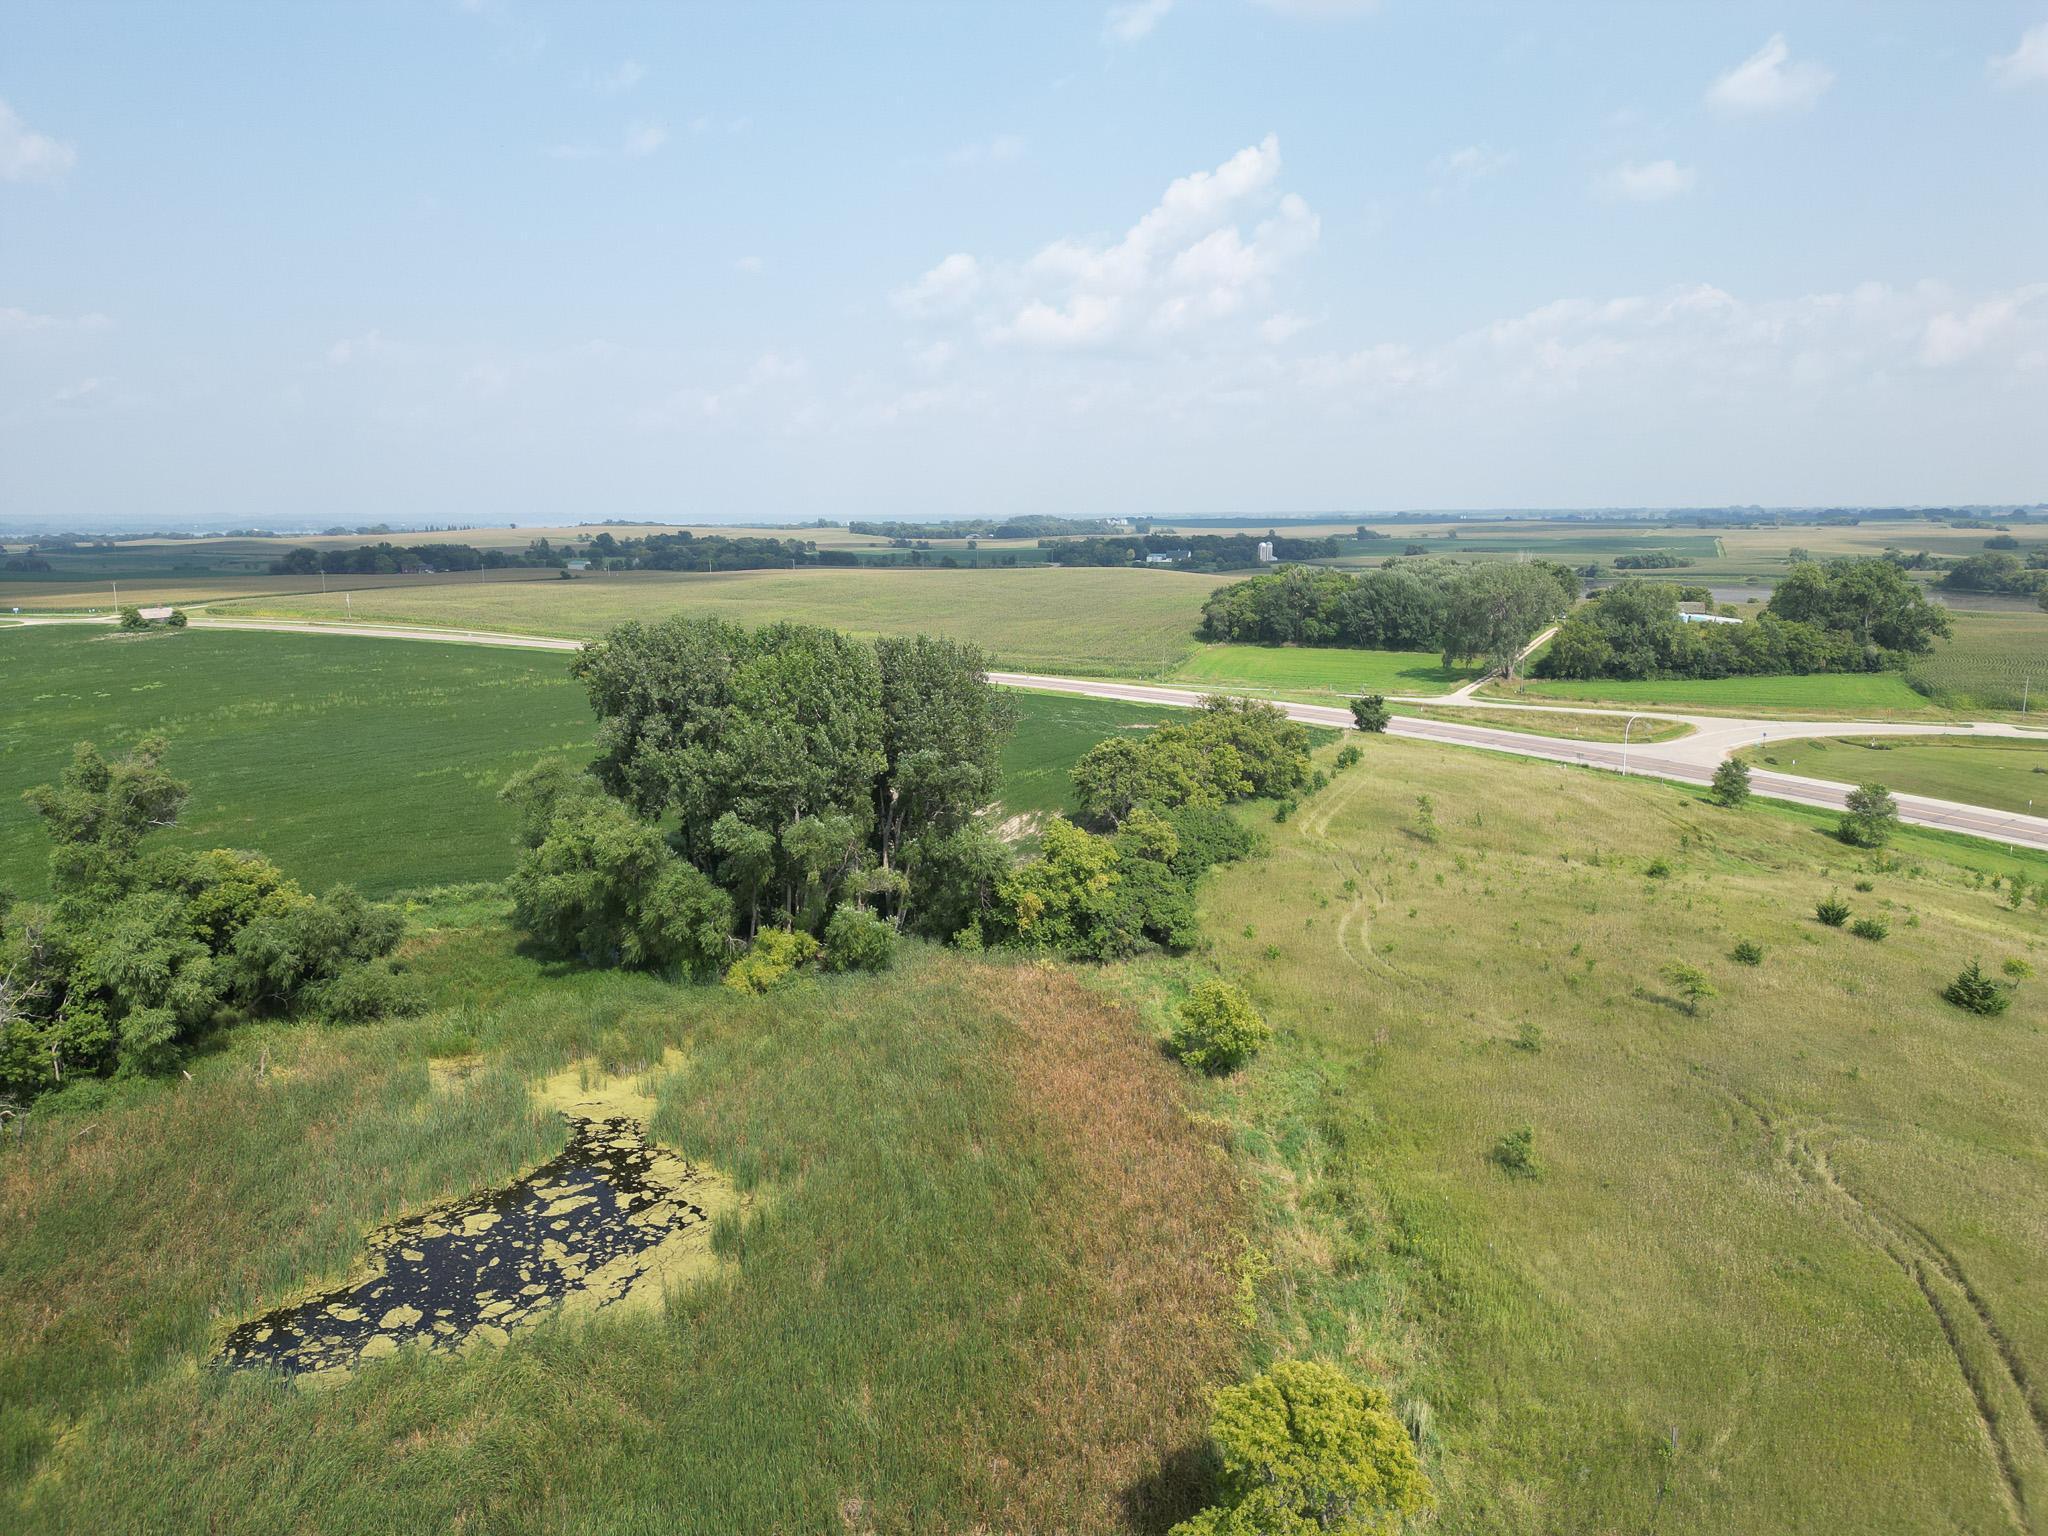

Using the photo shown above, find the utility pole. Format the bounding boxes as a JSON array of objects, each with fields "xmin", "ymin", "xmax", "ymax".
[{"xmin": 1621, "ymin": 713, "xmax": 1644, "ymax": 777}]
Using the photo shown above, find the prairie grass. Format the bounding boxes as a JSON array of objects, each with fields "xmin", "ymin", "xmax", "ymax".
[
  {"xmin": 0, "ymin": 930, "xmax": 1241, "ymax": 1533},
  {"xmin": 1171, "ymin": 737, "xmax": 2048, "ymax": 1532}
]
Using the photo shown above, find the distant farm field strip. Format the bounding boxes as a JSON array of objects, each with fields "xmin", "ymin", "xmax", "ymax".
[{"xmin": 228, "ymin": 567, "xmax": 1227, "ymax": 677}]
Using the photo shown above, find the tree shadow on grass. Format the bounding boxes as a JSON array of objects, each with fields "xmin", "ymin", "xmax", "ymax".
[{"xmin": 1119, "ymin": 1438, "xmax": 1219, "ymax": 1536}]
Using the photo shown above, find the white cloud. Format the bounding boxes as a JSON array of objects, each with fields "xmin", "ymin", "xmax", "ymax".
[
  {"xmin": 893, "ymin": 253, "xmax": 983, "ymax": 318},
  {"xmin": 946, "ymin": 134, "xmax": 1027, "ymax": 168},
  {"xmin": 586, "ymin": 59, "xmax": 644, "ymax": 95},
  {"xmin": 1430, "ymin": 143, "xmax": 1514, "ymax": 195},
  {"xmin": 52, "ymin": 377, "xmax": 108, "ymax": 405},
  {"xmin": 0, "ymin": 306, "xmax": 111, "ymax": 335},
  {"xmin": 0, "ymin": 99, "xmax": 77, "ymax": 184},
  {"xmin": 623, "ymin": 120, "xmax": 668, "ymax": 157},
  {"xmin": 1251, "ymin": 0, "xmax": 1381, "ymax": 14},
  {"xmin": 734, "ymin": 254, "xmax": 765, "ymax": 275},
  {"xmin": 326, "ymin": 329, "xmax": 398, "ymax": 366},
  {"xmin": 1922, "ymin": 287, "xmax": 2047, "ymax": 367},
  {"xmin": 1599, "ymin": 159, "xmax": 1695, "ymax": 203},
  {"xmin": 1707, "ymin": 34, "xmax": 1833, "ymax": 115},
  {"xmin": 1104, "ymin": 0, "xmax": 1174, "ymax": 44},
  {"xmin": 1990, "ymin": 24, "xmax": 2048, "ymax": 89},
  {"xmin": 911, "ymin": 340, "xmax": 957, "ymax": 374},
  {"xmin": 896, "ymin": 135, "xmax": 1317, "ymax": 352},
  {"xmin": 1259, "ymin": 311, "xmax": 1314, "ymax": 344}
]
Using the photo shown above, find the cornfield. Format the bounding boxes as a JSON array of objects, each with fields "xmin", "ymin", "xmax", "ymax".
[{"xmin": 1905, "ymin": 610, "xmax": 2048, "ymax": 711}]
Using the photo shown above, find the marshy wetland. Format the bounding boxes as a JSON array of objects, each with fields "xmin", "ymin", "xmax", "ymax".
[{"xmin": 220, "ymin": 1057, "xmax": 740, "ymax": 1381}]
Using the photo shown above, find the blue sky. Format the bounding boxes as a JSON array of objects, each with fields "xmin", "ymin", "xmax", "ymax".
[{"xmin": 3, "ymin": 1, "xmax": 2045, "ymax": 528}]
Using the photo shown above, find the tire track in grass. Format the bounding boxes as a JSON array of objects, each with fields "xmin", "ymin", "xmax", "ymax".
[
  {"xmin": 1296, "ymin": 769, "xmax": 1394, "ymax": 978},
  {"xmin": 1707, "ymin": 1077, "xmax": 2044, "ymax": 1533}
]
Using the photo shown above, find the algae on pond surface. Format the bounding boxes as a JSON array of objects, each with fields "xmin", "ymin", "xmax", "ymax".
[{"xmin": 219, "ymin": 1053, "xmax": 740, "ymax": 1382}]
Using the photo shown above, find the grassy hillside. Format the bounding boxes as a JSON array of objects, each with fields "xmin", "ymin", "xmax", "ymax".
[
  {"xmin": 1739, "ymin": 733, "xmax": 2048, "ymax": 817},
  {"xmin": 0, "ymin": 626, "xmax": 1161, "ymax": 899},
  {"xmin": 1167, "ymin": 736, "xmax": 2048, "ymax": 1532},
  {"xmin": 224, "ymin": 566, "xmax": 1227, "ymax": 677},
  {"xmin": 0, "ymin": 927, "xmax": 1242, "ymax": 1533}
]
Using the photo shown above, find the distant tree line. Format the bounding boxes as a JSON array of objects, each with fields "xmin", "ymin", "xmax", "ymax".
[
  {"xmin": 1043, "ymin": 532, "xmax": 1343, "ymax": 570},
  {"xmin": 849, "ymin": 516, "xmax": 1149, "ymax": 540},
  {"xmin": 1611, "ymin": 551, "xmax": 1692, "ymax": 570},
  {"xmin": 1198, "ymin": 561, "xmax": 1581, "ymax": 677},
  {"xmin": 1536, "ymin": 559, "xmax": 1950, "ymax": 681},
  {"xmin": 1, "ymin": 740, "xmax": 413, "ymax": 1099},
  {"xmin": 270, "ymin": 531, "xmax": 862, "ymax": 577}
]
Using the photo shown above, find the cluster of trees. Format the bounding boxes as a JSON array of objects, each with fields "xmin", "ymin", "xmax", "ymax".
[
  {"xmin": 1537, "ymin": 560, "xmax": 1950, "ymax": 681},
  {"xmin": 1611, "ymin": 551, "xmax": 1693, "ymax": 570},
  {"xmin": 505, "ymin": 618, "xmax": 1321, "ymax": 984},
  {"xmin": 1938, "ymin": 550, "xmax": 2048, "ymax": 597},
  {"xmin": 503, "ymin": 620, "xmax": 1016, "ymax": 981},
  {"xmin": 269, "ymin": 531, "xmax": 863, "ymax": 578},
  {"xmin": 1198, "ymin": 561, "xmax": 1581, "ymax": 677},
  {"xmin": 1, "ymin": 740, "xmax": 412, "ymax": 1099},
  {"xmin": 1044, "ymin": 532, "xmax": 1343, "ymax": 570},
  {"xmin": 984, "ymin": 698, "xmax": 1312, "ymax": 959}
]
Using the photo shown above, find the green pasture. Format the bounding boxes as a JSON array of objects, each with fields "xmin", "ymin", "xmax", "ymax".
[{"xmin": 1394, "ymin": 703, "xmax": 1693, "ymax": 743}]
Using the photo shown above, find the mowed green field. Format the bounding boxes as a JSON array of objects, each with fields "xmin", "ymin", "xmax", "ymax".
[
  {"xmin": 1184, "ymin": 736, "xmax": 2048, "ymax": 1532},
  {"xmin": 1739, "ymin": 733, "xmax": 2048, "ymax": 817},
  {"xmin": 1170, "ymin": 642, "xmax": 1480, "ymax": 697},
  {"xmin": 0, "ymin": 626, "xmax": 1173, "ymax": 898},
  {"xmin": 1494, "ymin": 668, "xmax": 1935, "ymax": 716},
  {"xmin": 225, "ymin": 566, "xmax": 1228, "ymax": 677}
]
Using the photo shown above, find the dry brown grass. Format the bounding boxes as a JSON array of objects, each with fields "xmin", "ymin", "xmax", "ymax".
[{"xmin": 975, "ymin": 962, "xmax": 1244, "ymax": 1532}]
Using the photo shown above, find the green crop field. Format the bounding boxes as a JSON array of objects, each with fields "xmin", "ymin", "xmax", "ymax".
[
  {"xmin": 1170, "ymin": 642, "xmax": 1480, "ymax": 696},
  {"xmin": 0, "ymin": 626, "xmax": 1160, "ymax": 900},
  {"xmin": 1905, "ymin": 610, "xmax": 2048, "ymax": 711},
  {"xmin": 222, "ymin": 566, "xmax": 1228, "ymax": 677},
  {"xmin": 1494, "ymin": 668, "xmax": 1938, "ymax": 716},
  {"xmin": 1738, "ymin": 733, "xmax": 2048, "ymax": 817},
  {"xmin": 1154, "ymin": 734, "xmax": 2048, "ymax": 1533}
]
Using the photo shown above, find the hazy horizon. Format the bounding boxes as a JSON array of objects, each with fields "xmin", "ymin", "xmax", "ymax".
[{"xmin": 5, "ymin": 1, "xmax": 2045, "ymax": 528}]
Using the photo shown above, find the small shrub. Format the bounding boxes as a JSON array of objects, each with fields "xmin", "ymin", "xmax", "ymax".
[
  {"xmin": 1414, "ymin": 795, "xmax": 1439, "ymax": 843},
  {"xmin": 1645, "ymin": 857, "xmax": 1672, "ymax": 879},
  {"xmin": 1334, "ymin": 745, "xmax": 1362, "ymax": 770},
  {"xmin": 1490, "ymin": 1125, "xmax": 1541, "ymax": 1178},
  {"xmin": 1170, "ymin": 1359, "xmax": 1433, "ymax": 1536},
  {"xmin": 1349, "ymin": 694, "xmax": 1391, "ymax": 733},
  {"xmin": 722, "ymin": 928, "xmax": 819, "ymax": 994},
  {"xmin": 1731, "ymin": 940, "xmax": 1764, "ymax": 966},
  {"xmin": 117, "ymin": 605, "xmax": 147, "ymax": 631},
  {"xmin": 1709, "ymin": 758, "xmax": 1751, "ymax": 807},
  {"xmin": 2002, "ymin": 957, "xmax": 2034, "ymax": 980},
  {"xmin": 1662, "ymin": 960, "xmax": 1718, "ymax": 1015},
  {"xmin": 1853, "ymin": 879, "xmax": 1874, "ymax": 893},
  {"xmin": 1944, "ymin": 960, "xmax": 2011, "ymax": 1016},
  {"xmin": 165, "ymin": 608, "xmax": 189, "ymax": 628},
  {"xmin": 1511, "ymin": 1020, "xmax": 1544, "ymax": 1053},
  {"xmin": 820, "ymin": 905, "xmax": 895, "ymax": 973},
  {"xmin": 1815, "ymin": 894, "xmax": 1851, "ymax": 928},
  {"xmin": 1167, "ymin": 978, "xmax": 1271, "ymax": 1074},
  {"xmin": 1274, "ymin": 799, "xmax": 1295, "ymax": 823},
  {"xmin": 1849, "ymin": 916, "xmax": 1889, "ymax": 942}
]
